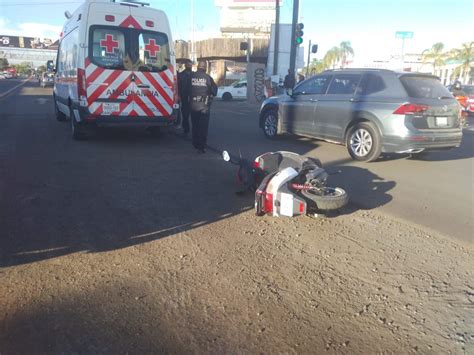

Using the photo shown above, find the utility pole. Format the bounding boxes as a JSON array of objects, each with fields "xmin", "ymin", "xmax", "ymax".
[
  {"xmin": 272, "ymin": 0, "xmax": 280, "ymax": 76},
  {"xmin": 306, "ymin": 39, "xmax": 311, "ymax": 76},
  {"xmin": 247, "ymin": 36, "xmax": 251, "ymax": 63},
  {"xmin": 191, "ymin": 0, "xmax": 195, "ymax": 62},
  {"xmin": 289, "ymin": 0, "xmax": 299, "ymax": 80}
]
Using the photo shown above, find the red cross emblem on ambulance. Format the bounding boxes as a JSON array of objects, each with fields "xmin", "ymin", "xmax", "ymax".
[
  {"xmin": 100, "ymin": 34, "xmax": 119, "ymax": 54},
  {"xmin": 145, "ymin": 39, "xmax": 160, "ymax": 57}
]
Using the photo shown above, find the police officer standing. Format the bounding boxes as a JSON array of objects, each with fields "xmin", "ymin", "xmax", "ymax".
[
  {"xmin": 189, "ymin": 61, "xmax": 217, "ymax": 153},
  {"xmin": 177, "ymin": 59, "xmax": 193, "ymax": 136}
]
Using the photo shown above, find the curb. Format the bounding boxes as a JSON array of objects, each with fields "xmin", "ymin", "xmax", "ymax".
[{"xmin": 0, "ymin": 77, "xmax": 31, "ymax": 99}]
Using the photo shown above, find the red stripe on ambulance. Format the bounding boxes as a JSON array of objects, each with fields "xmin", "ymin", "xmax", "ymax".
[
  {"xmin": 141, "ymin": 72, "xmax": 173, "ymax": 107},
  {"xmin": 87, "ymin": 70, "xmax": 123, "ymax": 105},
  {"xmin": 119, "ymin": 15, "xmax": 142, "ymax": 29},
  {"xmin": 142, "ymin": 92, "xmax": 169, "ymax": 116}
]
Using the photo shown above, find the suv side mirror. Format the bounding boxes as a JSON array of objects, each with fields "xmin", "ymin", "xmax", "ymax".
[{"xmin": 286, "ymin": 88, "xmax": 293, "ymax": 97}]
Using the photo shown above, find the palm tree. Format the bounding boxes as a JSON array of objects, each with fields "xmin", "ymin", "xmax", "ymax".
[
  {"xmin": 323, "ymin": 47, "xmax": 341, "ymax": 69},
  {"xmin": 305, "ymin": 58, "xmax": 328, "ymax": 76},
  {"xmin": 421, "ymin": 42, "xmax": 446, "ymax": 74},
  {"xmin": 339, "ymin": 41, "xmax": 354, "ymax": 68},
  {"xmin": 449, "ymin": 41, "xmax": 474, "ymax": 83}
]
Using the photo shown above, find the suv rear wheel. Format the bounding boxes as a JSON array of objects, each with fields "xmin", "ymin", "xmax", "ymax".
[
  {"xmin": 222, "ymin": 92, "xmax": 232, "ymax": 101},
  {"xmin": 262, "ymin": 108, "xmax": 279, "ymax": 139},
  {"xmin": 346, "ymin": 122, "xmax": 381, "ymax": 162}
]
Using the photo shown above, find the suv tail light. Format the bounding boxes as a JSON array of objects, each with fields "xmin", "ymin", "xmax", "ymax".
[
  {"xmin": 393, "ymin": 103, "xmax": 429, "ymax": 115},
  {"xmin": 77, "ymin": 68, "xmax": 87, "ymax": 107}
]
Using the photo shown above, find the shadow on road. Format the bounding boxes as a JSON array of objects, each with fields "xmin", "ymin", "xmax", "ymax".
[
  {"xmin": 0, "ymin": 90, "xmax": 255, "ymax": 267},
  {"xmin": 327, "ymin": 166, "xmax": 396, "ymax": 214},
  {"xmin": 0, "ymin": 284, "xmax": 184, "ymax": 353}
]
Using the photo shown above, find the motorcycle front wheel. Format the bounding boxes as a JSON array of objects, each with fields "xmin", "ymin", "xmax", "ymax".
[{"xmin": 301, "ymin": 187, "xmax": 348, "ymax": 211}]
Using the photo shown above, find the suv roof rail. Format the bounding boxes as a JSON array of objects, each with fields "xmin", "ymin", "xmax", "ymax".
[
  {"xmin": 322, "ymin": 68, "xmax": 394, "ymax": 73},
  {"xmin": 112, "ymin": 0, "xmax": 150, "ymax": 6}
]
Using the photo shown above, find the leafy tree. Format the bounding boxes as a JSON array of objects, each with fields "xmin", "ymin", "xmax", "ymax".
[
  {"xmin": 0, "ymin": 57, "xmax": 9, "ymax": 70},
  {"xmin": 304, "ymin": 58, "xmax": 328, "ymax": 76},
  {"xmin": 11, "ymin": 62, "xmax": 33, "ymax": 75},
  {"xmin": 449, "ymin": 41, "xmax": 474, "ymax": 83},
  {"xmin": 323, "ymin": 47, "xmax": 341, "ymax": 69},
  {"xmin": 421, "ymin": 42, "xmax": 446, "ymax": 73},
  {"xmin": 339, "ymin": 41, "xmax": 354, "ymax": 68},
  {"xmin": 0, "ymin": 58, "xmax": 8, "ymax": 70}
]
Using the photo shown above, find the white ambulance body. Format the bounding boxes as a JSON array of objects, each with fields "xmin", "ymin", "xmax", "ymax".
[{"xmin": 54, "ymin": 0, "xmax": 178, "ymax": 139}]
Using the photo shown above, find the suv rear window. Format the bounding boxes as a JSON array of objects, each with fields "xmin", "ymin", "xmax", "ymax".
[
  {"xmin": 89, "ymin": 26, "xmax": 170, "ymax": 72},
  {"xmin": 400, "ymin": 75, "xmax": 451, "ymax": 99}
]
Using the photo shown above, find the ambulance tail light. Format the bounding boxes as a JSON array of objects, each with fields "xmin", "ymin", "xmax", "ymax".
[
  {"xmin": 264, "ymin": 193, "xmax": 273, "ymax": 213},
  {"xmin": 173, "ymin": 74, "xmax": 178, "ymax": 104},
  {"xmin": 105, "ymin": 15, "xmax": 115, "ymax": 22},
  {"xmin": 77, "ymin": 68, "xmax": 88, "ymax": 107}
]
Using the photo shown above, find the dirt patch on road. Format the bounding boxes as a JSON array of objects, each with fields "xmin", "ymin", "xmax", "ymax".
[{"xmin": 1, "ymin": 209, "xmax": 473, "ymax": 354}]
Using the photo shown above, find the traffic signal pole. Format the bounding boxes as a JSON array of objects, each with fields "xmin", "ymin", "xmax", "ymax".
[
  {"xmin": 289, "ymin": 0, "xmax": 299, "ymax": 80},
  {"xmin": 306, "ymin": 39, "xmax": 311, "ymax": 75}
]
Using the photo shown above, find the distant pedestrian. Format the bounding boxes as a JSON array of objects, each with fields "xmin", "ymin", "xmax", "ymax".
[
  {"xmin": 189, "ymin": 61, "xmax": 218, "ymax": 154},
  {"xmin": 284, "ymin": 69, "xmax": 295, "ymax": 89},
  {"xmin": 178, "ymin": 59, "xmax": 193, "ymax": 136}
]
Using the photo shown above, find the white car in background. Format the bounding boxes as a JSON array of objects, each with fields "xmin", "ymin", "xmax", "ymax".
[{"xmin": 217, "ymin": 80, "xmax": 247, "ymax": 101}]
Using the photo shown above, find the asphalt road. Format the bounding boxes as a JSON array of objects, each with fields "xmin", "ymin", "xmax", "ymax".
[
  {"xmin": 0, "ymin": 81, "xmax": 472, "ymax": 268},
  {"xmin": 0, "ymin": 78, "xmax": 29, "ymax": 98}
]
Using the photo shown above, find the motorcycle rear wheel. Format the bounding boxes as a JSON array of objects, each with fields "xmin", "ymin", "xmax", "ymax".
[{"xmin": 301, "ymin": 187, "xmax": 348, "ymax": 211}]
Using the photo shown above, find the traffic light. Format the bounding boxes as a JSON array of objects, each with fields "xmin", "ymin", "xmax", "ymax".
[{"xmin": 295, "ymin": 23, "xmax": 304, "ymax": 45}]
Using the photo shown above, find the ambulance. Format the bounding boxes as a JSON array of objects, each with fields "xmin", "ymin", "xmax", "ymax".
[{"xmin": 54, "ymin": 0, "xmax": 178, "ymax": 139}]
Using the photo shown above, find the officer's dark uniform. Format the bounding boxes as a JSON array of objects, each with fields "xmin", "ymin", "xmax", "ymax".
[
  {"xmin": 177, "ymin": 63, "xmax": 193, "ymax": 134},
  {"xmin": 189, "ymin": 65, "xmax": 218, "ymax": 152}
]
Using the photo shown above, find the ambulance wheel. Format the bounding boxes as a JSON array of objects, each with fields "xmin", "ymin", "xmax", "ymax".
[
  {"xmin": 301, "ymin": 187, "xmax": 348, "ymax": 211},
  {"xmin": 54, "ymin": 97, "xmax": 67, "ymax": 121},
  {"xmin": 70, "ymin": 107, "xmax": 87, "ymax": 140}
]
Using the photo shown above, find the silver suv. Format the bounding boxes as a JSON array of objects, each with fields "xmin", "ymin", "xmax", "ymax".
[{"xmin": 259, "ymin": 69, "xmax": 463, "ymax": 161}]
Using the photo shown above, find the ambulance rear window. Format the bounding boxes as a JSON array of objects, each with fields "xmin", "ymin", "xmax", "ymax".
[
  {"xmin": 138, "ymin": 33, "xmax": 169, "ymax": 72},
  {"xmin": 89, "ymin": 26, "xmax": 170, "ymax": 72},
  {"xmin": 91, "ymin": 28, "xmax": 125, "ymax": 69}
]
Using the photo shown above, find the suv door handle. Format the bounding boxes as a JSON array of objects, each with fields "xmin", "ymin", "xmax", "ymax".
[
  {"xmin": 350, "ymin": 98, "xmax": 359, "ymax": 102},
  {"xmin": 309, "ymin": 98, "xmax": 318, "ymax": 102}
]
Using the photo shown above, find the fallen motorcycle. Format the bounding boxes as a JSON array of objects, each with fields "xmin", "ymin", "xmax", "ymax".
[{"xmin": 222, "ymin": 150, "xmax": 348, "ymax": 217}]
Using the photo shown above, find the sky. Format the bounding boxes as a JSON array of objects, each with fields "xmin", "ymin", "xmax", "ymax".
[{"xmin": 0, "ymin": 0, "xmax": 473, "ymax": 64}]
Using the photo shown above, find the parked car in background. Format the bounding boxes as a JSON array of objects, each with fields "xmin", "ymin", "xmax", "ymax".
[
  {"xmin": 1, "ymin": 72, "xmax": 13, "ymax": 79},
  {"xmin": 40, "ymin": 72, "xmax": 54, "ymax": 88},
  {"xmin": 217, "ymin": 80, "xmax": 247, "ymax": 101},
  {"xmin": 0, "ymin": 73, "xmax": 6, "ymax": 79},
  {"xmin": 259, "ymin": 69, "xmax": 463, "ymax": 162},
  {"xmin": 461, "ymin": 85, "xmax": 474, "ymax": 116}
]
